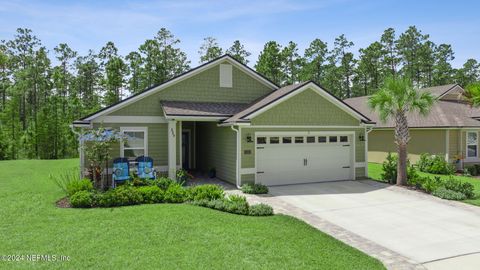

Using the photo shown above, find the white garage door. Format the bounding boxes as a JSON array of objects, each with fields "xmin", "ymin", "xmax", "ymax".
[{"xmin": 256, "ymin": 133, "xmax": 353, "ymax": 186}]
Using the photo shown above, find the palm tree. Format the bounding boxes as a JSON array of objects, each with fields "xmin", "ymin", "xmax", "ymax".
[
  {"xmin": 368, "ymin": 76, "xmax": 435, "ymax": 185},
  {"xmin": 463, "ymin": 82, "xmax": 480, "ymax": 107}
]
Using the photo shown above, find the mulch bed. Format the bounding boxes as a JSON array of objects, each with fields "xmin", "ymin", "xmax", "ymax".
[{"xmin": 56, "ymin": 197, "xmax": 71, "ymax": 208}]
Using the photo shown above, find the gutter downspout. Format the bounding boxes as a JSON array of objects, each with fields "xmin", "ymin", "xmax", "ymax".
[{"xmin": 230, "ymin": 125, "xmax": 241, "ymax": 189}]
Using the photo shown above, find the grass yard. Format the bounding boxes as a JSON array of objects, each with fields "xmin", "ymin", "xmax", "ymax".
[
  {"xmin": 368, "ymin": 162, "xmax": 480, "ymax": 206},
  {"xmin": 0, "ymin": 159, "xmax": 384, "ymax": 270}
]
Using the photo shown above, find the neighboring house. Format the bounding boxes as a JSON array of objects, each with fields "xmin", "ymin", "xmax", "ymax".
[
  {"xmin": 73, "ymin": 55, "xmax": 374, "ymax": 187},
  {"xmin": 345, "ymin": 84, "xmax": 480, "ymax": 169}
]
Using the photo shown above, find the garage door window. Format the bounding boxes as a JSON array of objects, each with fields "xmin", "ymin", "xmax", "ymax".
[
  {"xmin": 306, "ymin": 136, "xmax": 315, "ymax": 143},
  {"xmin": 340, "ymin": 136, "xmax": 348, "ymax": 143},
  {"xmin": 282, "ymin": 137, "xmax": 292, "ymax": 143},
  {"xmin": 270, "ymin": 137, "xmax": 280, "ymax": 144},
  {"xmin": 257, "ymin": 137, "xmax": 266, "ymax": 144},
  {"xmin": 295, "ymin": 137, "xmax": 304, "ymax": 143},
  {"xmin": 318, "ymin": 136, "xmax": 327, "ymax": 143},
  {"xmin": 329, "ymin": 136, "xmax": 338, "ymax": 143}
]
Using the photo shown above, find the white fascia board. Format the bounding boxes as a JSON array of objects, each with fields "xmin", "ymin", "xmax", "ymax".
[
  {"xmin": 93, "ymin": 116, "xmax": 167, "ymax": 123},
  {"xmin": 245, "ymin": 82, "xmax": 369, "ymax": 123},
  {"xmin": 84, "ymin": 55, "xmax": 277, "ymax": 122},
  {"xmin": 166, "ymin": 116, "xmax": 225, "ymax": 122}
]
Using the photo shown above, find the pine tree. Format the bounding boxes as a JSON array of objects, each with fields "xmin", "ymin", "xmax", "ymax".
[
  {"xmin": 198, "ymin": 37, "xmax": 223, "ymax": 63},
  {"xmin": 226, "ymin": 40, "xmax": 251, "ymax": 64}
]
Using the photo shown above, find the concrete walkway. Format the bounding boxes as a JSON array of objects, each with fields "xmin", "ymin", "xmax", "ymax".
[{"xmin": 229, "ymin": 180, "xmax": 480, "ymax": 270}]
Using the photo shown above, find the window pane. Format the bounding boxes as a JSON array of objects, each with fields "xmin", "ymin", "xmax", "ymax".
[
  {"xmin": 306, "ymin": 136, "xmax": 315, "ymax": 143},
  {"xmin": 340, "ymin": 136, "xmax": 348, "ymax": 142},
  {"xmin": 124, "ymin": 149, "xmax": 145, "ymax": 158},
  {"xmin": 257, "ymin": 137, "xmax": 266, "ymax": 144},
  {"xmin": 295, "ymin": 137, "xmax": 304, "ymax": 143},
  {"xmin": 124, "ymin": 131, "xmax": 145, "ymax": 148},
  {"xmin": 318, "ymin": 136, "xmax": 327, "ymax": 143},
  {"xmin": 282, "ymin": 137, "xmax": 292, "ymax": 143},
  {"xmin": 270, "ymin": 137, "xmax": 280, "ymax": 144},
  {"xmin": 329, "ymin": 136, "xmax": 338, "ymax": 143},
  {"xmin": 468, "ymin": 132, "xmax": 478, "ymax": 144},
  {"xmin": 468, "ymin": 145, "xmax": 477, "ymax": 158}
]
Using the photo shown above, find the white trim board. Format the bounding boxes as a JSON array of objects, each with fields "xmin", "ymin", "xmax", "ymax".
[
  {"xmin": 94, "ymin": 116, "xmax": 167, "ymax": 123},
  {"xmin": 244, "ymin": 82, "xmax": 370, "ymax": 123},
  {"xmin": 242, "ymin": 125, "xmax": 365, "ymax": 129},
  {"xmin": 83, "ymin": 55, "xmax": 277, "ymax": 122},
  {"xmin": 165, "ymin": 116, "xmax": 226, "ymax": 122}
]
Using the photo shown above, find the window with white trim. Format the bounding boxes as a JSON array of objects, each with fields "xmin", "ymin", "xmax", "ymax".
[
  {"xmin": 467, "ymin": 131, "xmax": 478, "ymax": 158},
  {"xmin": 121, "ymin": 127, "xmax": 148, "ymax": 158}
]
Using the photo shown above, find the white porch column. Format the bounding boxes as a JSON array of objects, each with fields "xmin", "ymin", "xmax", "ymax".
[
  {"xmin": 168, "ymin": 120, "xmax": 177, "ymax": 180},
  {"xmin": 178, "ymin": 121, "xmax": 182, "ymax": 169},
  {"xmin": 445, "ymin": 130, "xmax": 450, "ymax": 162}
]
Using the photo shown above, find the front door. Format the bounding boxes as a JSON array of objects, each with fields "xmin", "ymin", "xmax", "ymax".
[{"xmin": 182, "ymin": 131, "xmax": 190, "ymax": 169}]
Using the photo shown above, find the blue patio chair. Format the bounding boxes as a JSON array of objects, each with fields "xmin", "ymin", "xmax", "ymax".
[
  {"xmin": 112, "ymin": 157, "xmax": 130, "ymax": 187},
  {"xmin": 135, "ymin": 156, "xmax": 156, "ymax": 179}
]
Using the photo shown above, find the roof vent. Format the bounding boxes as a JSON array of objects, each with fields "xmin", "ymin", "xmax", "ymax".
[{"xmin": 219, "ymin": 64, "xmax": 232, "ymax": 88}]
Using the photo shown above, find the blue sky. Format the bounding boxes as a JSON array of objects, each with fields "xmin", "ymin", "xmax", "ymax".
[{"xmin": 0, "ymin": 0, "xmax": 479, "ymax": 67}]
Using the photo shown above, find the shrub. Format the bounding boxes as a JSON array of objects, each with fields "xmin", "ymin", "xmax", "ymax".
[
  {"xmin": 423, "ymin": 176, "xmax": 443, "ymax": 193},
  {"xmin": 95, "ymin": 186, "xmax": 143, "ymax": 207},
  {"xmin": 66, "ymin": 178, "xmax": 94, "ymax": 197},
  {"xmin": 164, "ymin": 183, "xmax": 187, "ymax": 203},
  {"xmin": 417, "ymin": 153, "xmax": 454, "ymax": 175},
  {"xmin": 249, "ymin": 203, "xmax": 274, "ymax": 216},
  {"xmin": 137, "ymin": 186, "xmax": 164, "ymax": 203},
  {"xmin": 50, "ymin": 170, "xmax": 84, "ymax": 196},
  {"xmin": 241, "ymin": 183, "xmax": 269, "ymax": 194},
  {"xmin": 443, "ymin": 177, "xmax": 475, "ymax": 199},
  {"xmin": 407, "ymin": 175, "xmax": 428, "ymax": 189},
  {"xmin": 70, "ymin": 190, "xmax": 94, "ymax": 208},
  {"xmin": 155, "ymin": 177, "xmax": 176, "ymax": 190},
  {"xmin": 381, "ymin": 153, "xmax": 417, "ymax": 184},
  {"xmin": 224, "ymin": 195, "xmax": 249, "ymax": 215},
  {"xmin": 432, "ymin": 187, "xmax": 467, "ymax": 200},
  {"xmin": 188, "ymin": 184, "xmax": 224, "ymax": 201}
]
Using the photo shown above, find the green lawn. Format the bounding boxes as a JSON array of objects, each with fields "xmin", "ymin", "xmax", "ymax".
[
  {"xmin": 0, "ymin": 159, "xmax": 384, "ymax": 270},
  {"xmin": 368, "ymin": 162, "xmax": 480, "ymax": 206}
]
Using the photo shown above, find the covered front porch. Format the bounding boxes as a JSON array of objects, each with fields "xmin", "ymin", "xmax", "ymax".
[{"xmin": 76, "ymin": 100, "xmax": 242, "ymax": 187}]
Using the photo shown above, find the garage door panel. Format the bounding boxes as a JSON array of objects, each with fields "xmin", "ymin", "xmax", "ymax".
[{"xmin": 256, "ymin": 134, "xmax": 353, "ymax": 186}]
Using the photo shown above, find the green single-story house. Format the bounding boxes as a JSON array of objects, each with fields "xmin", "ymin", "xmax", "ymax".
[
  {"xmin": 73, "ymin": 55, "xmax": 374, "ymax": 187},
  {"xmin": 345, "ymin": 84, "xmax": 480, "ymax": 170}
]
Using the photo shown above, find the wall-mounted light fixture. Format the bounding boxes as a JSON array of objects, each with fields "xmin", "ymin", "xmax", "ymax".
[
  {"xmin": 246, "ymin": 133, "xmax": 253, "ymax": 143},
  {"xmin": 359, "ymin": 135, "xmax": 365, "ymax": 141}
]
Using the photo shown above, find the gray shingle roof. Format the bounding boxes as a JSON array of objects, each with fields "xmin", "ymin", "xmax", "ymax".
[
  {"xmin": 418, "ymin": 84, "xmax": 457, "ymax": 97},
  {"xmin": 344, "ymin": 86, "xmax": 480, "ymax": 128},
  {"xmin": 161, "ymin": 101, "xmax": 248, "ymax": 118}
]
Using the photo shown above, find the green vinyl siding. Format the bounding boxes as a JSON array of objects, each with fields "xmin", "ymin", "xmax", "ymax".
[
  {"xmin": 86, "ymin": 123, "xmax": 169, "ymax": 169},
  {"xmin": 109, "ymin": 62, "xmax": 273, "ymax": 116},
  {"xmin": 251, "ymin": 88, "xmax": 359, "ymax": 126},
  {"xmin": 196, "ymin": 122, "xmax": 236, "ymax": 184},
  {"xmin": 241, "ymin": 174, "xmax": 255, "ymax": 185}
]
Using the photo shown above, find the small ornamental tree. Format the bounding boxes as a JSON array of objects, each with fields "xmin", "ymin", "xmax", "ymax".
[{"xmin": 82, "ymin": 127, "xmax": 123, "ymax": 190}]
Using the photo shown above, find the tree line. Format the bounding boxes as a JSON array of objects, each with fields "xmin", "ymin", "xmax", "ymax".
[{"xmin": 0, "ymin": 26, "xmax": 479, "ymax": 160}]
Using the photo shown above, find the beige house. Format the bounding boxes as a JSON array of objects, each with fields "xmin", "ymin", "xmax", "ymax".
[{"xmin": 345, "ymin": 84, "xmax": 480, "ymax": 169}]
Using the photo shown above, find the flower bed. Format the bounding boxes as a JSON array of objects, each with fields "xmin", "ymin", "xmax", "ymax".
[{"xmin": 61, "ymin": 177, "xmax": 273, "ymax": 216}]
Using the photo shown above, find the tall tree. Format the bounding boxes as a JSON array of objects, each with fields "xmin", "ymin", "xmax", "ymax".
[
  {"xmin": 455, "ymin": 59, "xmax": 480, "ymax": 87},
  {"xmin": 281, "ymin": 41, "xmax": 302, "ymax": 85},
  {"xmin": 368, "ymin": 76, "xmax": 435, "ymax": 185},
  {"xmin": 125, "ymin": 51, "xmax": 143, "ymax": 94},
  {"xmin": 355, "ymin": 41, "xmax": 383, "ymax": 95},
  {"xmin": 380, "ymin": 28, "xmax": 398, "ymax": 77},
  {"xmin": 226, "ymin": 40, "xmax": 251, "ymax": 65},
  {"xmin": 99, "ymin": 41, "xmax": 127, "ymax": 105},
  {"xmin": 255, "ymin": 41, "xmax": 283, "ymax": 86},
  {"xmin": 396, "ymin": 26, "xmax": 429, "ymax": 86},
  {"xmin": 300, "ymin": 38, "xmax": 328, "ymax": 84},
  {"xmin": 332, "ymin": 34, "xmax": 355, "ymax": 98},
  {"xmin": 432, "ymin": 44, "xmax": 454, "ymax": 85},
  {"xmin": 198, "ymin": 37, "xmax": 223, "ymax": 63}
]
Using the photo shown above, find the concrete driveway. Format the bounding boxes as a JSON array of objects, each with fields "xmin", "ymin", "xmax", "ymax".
[{"xmin": 268, "ymin": 181, "xmax": 480, "ymax": 269}]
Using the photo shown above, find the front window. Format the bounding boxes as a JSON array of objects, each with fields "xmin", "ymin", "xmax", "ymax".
[
  {"xmin": 121, "ymin": 127, "xmax": 148, "ymax": 158},
  {"xmin": 467, "ymin": 131, "xmax": 478, "ymax": 158}
]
